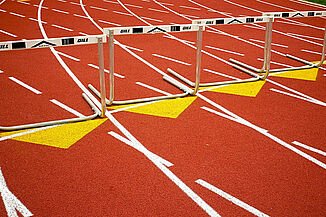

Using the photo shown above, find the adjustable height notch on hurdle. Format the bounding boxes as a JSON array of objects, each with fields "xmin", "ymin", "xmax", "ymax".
[{"xmin": 97, "ymin": 36, "xmax": 107, "ymax": 117}]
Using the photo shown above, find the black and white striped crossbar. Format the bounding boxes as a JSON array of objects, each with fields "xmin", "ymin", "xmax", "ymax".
[
  {"xmin": 103, "ymin": 24, "xmax": 203, "ymax": 36},
  {"xmin": 262, "ymin": 11, "xmax": 326, "ymax": 18},
  {"xmin": 0, "ymin": 34, "xmax": 106, "ymax": 51},
  {"xmin": 192, "ymin": 15, "xmax": 272, "ymax": 25}
]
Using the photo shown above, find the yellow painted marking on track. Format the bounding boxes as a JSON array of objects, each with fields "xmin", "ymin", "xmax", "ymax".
[
  {"xmin": 270, "ymin": 68, "xmax": 318, "ymax": 81},
  {"xmin": 0, "ymin": 119, "xmax": 107, "ymax": 149},
  {"xmin": 311, "ymin": 61, "xmax": 326, "ymax": 64},
  {"xmin": 200, "ymin": 81, "xmax": 266, "ymax": 97},
  {"xmin": 108, "ymin": 97, "xmax": 197, "ymax": 118}
]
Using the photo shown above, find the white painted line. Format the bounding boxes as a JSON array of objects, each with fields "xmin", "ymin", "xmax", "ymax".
[
  {"xmin": 109, "ymin": 131, "xmax": 174, "ymax": 167},
  {"xmin": 0, "ymin": 125, "xmax": 58, "ymax": 141},
  {"xmin": 256, "ymin": 0, "xmax": 294, "ymax": 11},
  {"xmin": 270, "ymin": 88, "xmax": 324, "ymax": 106},
  {"xmin": 73, "ymin": 13, "xmax": 89, "ymax": 19},
  {"xmin": 204, "ymin": 68, "xmax": 241, "ymax": 80},
  {"xmin": 292, "ymin": 141, "xmax": 326, "ymax": 156},
  {"xmin": 98, "ymin": 19, "xmax": 121, "ymax": 26},
  {"xmin": 180, "ymin": 5, "xmax": 200, "ymax": 10},
  {"xmin": 79, "ymin": 32, "xmax": 89, "ymax": 36},
  {"xmin": 87, "ymin": 63, "xmax": 125, "ymax": 78},
  {"xmin": 163, "ymin": 35, "xmax": 195, "ymax": 44},
  {"xmin": 51, "ymin": 24, "xmax": 73, "ymax": 32},
  {"xmin": 196, "ymin": 179, "xmax": 270, "ymax": 217},
  {"xmin": 113, "ymin": 10, "xmax": 132, "ymax": 16},
  {"xmin": 108, "ymin": 99, "xmax": 159, "ymax": 114},
  {"xmin": 160, "ymin": 2, "xmax": 174, "ymax": 6},
  {"xmin": 249, "ymin": 38, "xmax": 288, "ymax": 48},
  {"xmin": 57, "ymin": 0, "xmax": 67, "ymax": 2},
  {"xmin": 52, "ymin": 8, "xmax": 69, "ymax": 14},
  {"xmin": 182, "ymin": 14, "xmax": 200, "ymax": 19},
  {"xmin": 70, "ymin": 2, "xmax": 85, "ymax": 6},
  {"xmin": 136, "ymin": 81, "xmax": 172, "ymax": 96},
  {"xmin": 122, "ymin": 44, "xmax": 143, "ymax": 52},
  {"xmin": 9, "ymin": 12, "xmax": 25, "ymax": 18},
  {"xmin": 301, "ymin": 49, "xmax": 322, "ymax": 55},
  {"xmin": 0, "ymin": 9, "xmax": 6, "ymax": 12},
  {"xmin": 0, "ymin": 69, "xmax": 3, "ymax": 73},
  {"xmin": 152, "ymin": 53, "xmax": 191, "ymax": 66},
  {"xmin": 56, "ymin": 51, "xmax": 80, "ymax": 61},
  {"xmin": 33, "ymin": 4, "xmax": 48, "ymax": 9},
  {"xmin": 277, "ymin": 20, "xmax": 306, "ymax": 27},
  {"xmin": 17, "ymin": 1, "xmax": 30, "ymax": 5},
  {"xmin": 244, "ymin": 24, "xmax": 265, "ymax": 30},
  {"xmin": 90, "ymin": 5, "xmax": 108, "ymax": 11},
  {"xmin": 0, "ymin": 29, "xmax": 17, "ymax": 37},
  {"xmin": 29, "ymin": 17, "xmax": 47, "ymax": 24},
  {"xmin": 148, "ymin": 8, "xmax": 169, "ymax": 13},
  {"xmin": 50, "ymin": 99, "xmax": 85, "ymax": 117},
  {"xmin": 0, "ymin": 168, "xmax": 34, "ymax": 217},
  {"xmin": 103, "ymin": 0, "xmax": 118, "ymax": 4},
  {"xmin": 141, "ymin": 16, "xmax": 163, "ymax": 22},
  {"xmin": 9, "ymin": 77, "xmax": 42, "ymax": 94},
  {"xmin": 288, "ymin": 33, "xmax": 323, "ymax": 41},
  {"xmin": 125, "ymin": 3, "xmax": 143, "ymax": 8},
  {"xmin": 205, "ymin": 45, "xmax": 244, "ymax": 56},
  {"xmin": 257, "ymin": 58, "xmax": 293, "ymax": 68}
]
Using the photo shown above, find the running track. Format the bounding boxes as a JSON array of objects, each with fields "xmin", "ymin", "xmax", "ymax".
[{"xmin": 0, "ymin": 0, "xmax": 325, "ymax": 216}]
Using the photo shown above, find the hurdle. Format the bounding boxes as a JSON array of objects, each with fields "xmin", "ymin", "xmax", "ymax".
[
  {"xmin": 0, "ymin": 34, "xmax": 106, "ymax": 131},
  {"xmin": 166, "ymin": 15, "xmax": 274, "ymax": 90},
  {"xmin": 230, "ymin": 11, "xmax": 326, "ymax": 74},
  {"xmin": 88, "ymin": 23, "xmax": 204, "ymax": 106}
]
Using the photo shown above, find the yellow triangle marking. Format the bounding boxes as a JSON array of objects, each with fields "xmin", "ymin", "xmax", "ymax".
[
  {"xmin": 0, "ymin": 119, "xmax": 107, "ymax": 149},
  {"xmin": 199, "ymin": 80, "xmax": 266, "ymax": 97},
  {"xmin": 270, "ymin": 68, "xmax": 318, "ymax": 81},
  {"xmin": 108, "ymin": 97, "xmax": 197, "ymax": 118}
]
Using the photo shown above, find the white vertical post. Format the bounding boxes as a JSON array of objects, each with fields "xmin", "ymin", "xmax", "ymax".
[
  {"xmin": 108, "ymin": 29, "xmax": 114, "ymax": 105},
  {"xmin": 192, "ymin": 25, "xmax": 203, "ymax": 95},
  {"xmin": 261, "ymin": 17, "xmax": 273, "ymax": 80},
  {"xmin": 315, "ymin": 26, "xmax": 326, "ymax": 67},
  {"xmin": 97, "ymin": 37, "xmax": 107, "ymax": 117}
]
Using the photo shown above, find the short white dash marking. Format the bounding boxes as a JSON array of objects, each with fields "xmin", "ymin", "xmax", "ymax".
[
  {"xmin": 180, "ymin": 5, "xmax": 200, "ymax": 10},
  {"xmin": 0, "ymin": 29, "xmax": 17, "ymax": 37},
  {"xmin": 87, "ymin": 63, "xmax": 125, "ymax": 78},
  {"xmin": 57, "ymin": 0, "xmax": 67, "ymax": 2},
  {"xmin": 17, "ymin": 1, "xmax": 30, "ymax": 5},
  {"xmin": 205, "ymin": 45, "xmax": 244, "ymax": 56},
  {"xmin": 160, "ymin": 2, "xmax": 174, "ymax": 6},
  {"xmin": 244, "ymin": 25, "xmax": 265, "ymax": 30},
  {"xmin": 204, "ymin": 69, "xmax": 241, "ymax": 80},
  {"xmin": 249, "ymin": 38, "xmax": 288, "ymax": 48},
  {"xmin": 90, "ymin": 5, "xmax": 108, "ymax": 11},
  {"xmin": 125, "ymin": 3, "xmax": 143, "ymax": 8},
  {"xmin": 113, "ymin": 10, "xmax": 132, "ymax": 16},
  {"xmin": 0, "ymin": 9, "xmax": 6, "ymax": 12},
  {"xmin": 163, "ymin": 35, "xmax": 195, "ymax": 44},
  {"xmin": 98, "ymin": 19, "xmax": 121, "ymax": 26},
  {"xmin": 287, "ymin": 33, "xmax": 323, "ymax": 41},
  {"xmin": 9, "ymin": 12, "xmax": 25, "ymax": 18},
  {"xmin": 33, "ymin": 4, "xmax": 48, "ymax": 9},
  {"xmin": 9, "ymin": 77, "xmax": 42, "ymax": 94},
  {"xmin": 182, "ymin": 14, "xmax": 200, "ymax": 19},
  {"xmin": 57, "ymin": 51, "xmax": 80, "ymax": 61},
  {"xmin": 52, "ymin": 8, "xmax": 69, "ymax": 14},
  {"xmin": 70, "ymin": 2, "xmax": 85, "ymax": 6},
  {"xmin": 148, "ymin": 8, "xmax": 169, "ymax": 13},
  {"xmin": 50, "ymin": 99, "xmax": 85, "ymax": 117},
  {"xmin": 29, "ymin": 17, "xmax": 47, "ymax": 24},
  {"xmin": 79, "ymin": 32, "xmax": 89, "ymax": 36},
  {"xmin": 196, "ymin": 179, "xmax": 270, "ymax": 217},
  {"xmin": 122, "ymin": 44, "xmax": 143, "ymax": 52},
  {"xmin": 0, "ymin": 69, "xmax": 3, "ymax": 73},
  {"xmin": 51, "ymin": 24, "xmax": 73, "ymax": 32},
  {"xmin": 103, "ymin": 0, "xmax": 118, "ymax": 4},
  {"xmin": 292, "ymin": 141, "xmax": 326, "ymax": 156},
  {"xmin": 301, "ymin": 49, "xmax": 322, "ymax": 55},
  {"xmin": 152, "ymin": 53, "xmax": 191, "ymax": 66},
  {"xmin": 257, "ymin": 58, "xmax": 293, "ymax": 68},
  {"xmin": 73, "ymin": 14, "xmax": 88, "ymax": 19},
  {"xmin": 141, "ymin": 16, "xmax": 163, "ymax": 22},
  {"xmin": 136, "ymin": 81, "xmax": 172, "ymax": 95}
]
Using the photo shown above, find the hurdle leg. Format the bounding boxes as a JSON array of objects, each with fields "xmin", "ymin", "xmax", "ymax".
[
  {"xmin": 192, "ymin": 25, "xmax": 203, "ymax": 95},
  {"xmin": 108, "ymin": 29, "xmax": 114, "ymax": 106},
  {"xmin": 260, "ymin": 17, "xmax": 273, "ymax": 80},
  {"xmin": 97, "ymin": 36, "xmax": 107, "ymax": 117}
]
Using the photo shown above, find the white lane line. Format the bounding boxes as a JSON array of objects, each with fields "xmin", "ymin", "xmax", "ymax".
[
  {"xmin": 70, "ymin": 2, "xmax": 85, "ymax": 6},
  {"xmin": 249, "ymin": 38, "xmax": 288, "ymax": 48},
  {"xmin": 56, "ymin": 51, "xmax": 80, "ymax": 61},
  {"xmin": 9, "ymin": 77, "xmax": 42, "ymax": 94},
  {"xmin": 0, "ymin": 9, "xmax": 6, "ymax": 12},
  {"xmin": 180, "ymin": 5, "xmax": 200, "ymax": 10},
  {"xmin": 9, "ymin": 12, "xmax": 25, "ymax": 18},
  {"xmin": 141, "ymin": 16, "xmax": 163, "ymax": 22},
  {"xmin": 152, "ymin": 53, "xmax": 191, "ymax": 66},
  {"xmin": 57, "ymin": 0, "xmax": 67, "ymax": 2},
  {"xmin": 51, "ymin": 24, "xmax": 73, "ymax": 32},
  {"xmin": 109, "ymin": 131, "xmax": 174, "ymax": 167},
  {"xmin": 244, "ymin": 24, "xmax": 265, "ymax": 30},
  {"xmin": 125, "ymin": 3, "xmax": 143, "ymax": 8},
  {"xmin": 292, "ymin": 141, "xmax": 326, "ymax": 156},
  {"xmin": 73, "ymin": 13, "xmax": 88, "ymax": 19},
  {"xmin": 257, "ymin": 58, "xmax": 293, "ymax": 68},
  {"xmin": 160, "ymin": 2, "xmax": 174, "ymax": 6},
  {"xmin": 0, "ymin": 168, "xmax": 34, "ymax": 217},
  {"xmin": 136, "ymin": 81, "xmax": 172, "ymax": 96},
  {"xmin": 301, "ymin": 49, "xmax": 322, "ymax": 55},
  {"xmin": 122, "ymin": 44, "xmax": 143, "ymax": 52},
  {"xmin": 98, "ymin": 19, "xmax": 121, "ymax": 26},
  {"xmin": 148, "ymin": 8, "xmax": 169, "ymax": 13},
  {"xmin": 17, "ymin": 1, "xmax": 30, "ymax": 5},
  {"xmin": 29, "ymin": 17, "xmax": 47, "ymax": 24},
  {"xmin": 87, "ymin": 63, "xmax": 125, "ymax": 78},
  {"xmin": 163, "ymin": 35, "xmax": 195, "ymax": 44},
  {"xmin": 0, "ymin": 29, "xmax": 17, "ymax": 37},
  {"xmin": 79, "ymin": 32, "xmax": 89, "ymax": 36},
  {"xmin": 288, "ymin": 33, "xmax": 323, "ymax": 41},
  {"xmin": 103, "ymin": 0, "xmax": 118, "ymax": 4},
  {"xmin": 182, "ymin": 14, "xmax": 200, "ymax": 19},
  {"xmin": 205, "ymin": 45, "xmax": 244, "ymax": 56},
  {"xmin": 0, "ymin": 125, "xmax": 58, "ymax": 141},
  {"xmin": 52, "ymin": 8, "xmax": 69, "ymax": 14},
  {"xmin": 113, "ymin": 10, "xmax": 133, "ymax": 16},
  {"xmin": 196, "ymin": 179, "xmax": 270, "ymax": 217},
  {"xmin": 90, "ymin": 5, "xmax": 108, "ymax": 11},
  {"xmin": 33, "ymin": 4, "xmax": 48, "ymax": 9},
  {"xmin": 50, "ymin": 99, "xmax": 85, "ymax": 117},
  {"xmin": 204, "ymin": 68, "xmax": 241, "ymax": 81}
]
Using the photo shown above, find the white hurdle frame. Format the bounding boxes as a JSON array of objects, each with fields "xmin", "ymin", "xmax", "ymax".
[
  {"xmin": 230, "ymin": 11, "xmax": 326, "ymax": 74},
  {"xmin": 88, "ymin": 24, "xmax": 204, "ymax": 107},
  {"xmin": 166, "ymin": 15, "xmax": 274, "ymax": 89},
  {"xmin": 0, "ymin": 35, "xmax": 106, "ymax": 131}
]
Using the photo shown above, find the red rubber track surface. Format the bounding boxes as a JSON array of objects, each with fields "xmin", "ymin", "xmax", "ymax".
[{"xmin": 0, "ymin": 0, "xmax": 325, "ymax": 216}]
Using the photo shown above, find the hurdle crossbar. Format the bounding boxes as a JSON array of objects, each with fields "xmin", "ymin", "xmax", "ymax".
[
  {"xmin": 89, "ymin": 24, "xmax": 204, "ymax": 107},
  {"xmin": 0, "ymin": 35, "xmax": 107, "ymax": 131},
  {"xmin": 230, "ymin": 11, "xmax": 326, "ymax": 74},
  {"xmin": 166, "ymin": 15, "xmax": 273, "ymax": 90}
]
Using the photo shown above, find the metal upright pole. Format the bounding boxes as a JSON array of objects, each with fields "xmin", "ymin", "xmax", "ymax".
[
  {"xmin": 261, "ymin": 17, "xmax": 273, "ymax": 80},
  {"xmin": 97, "ymin": 36, "xmax": 107, "ymax": 117},
  {"xmin": 108, "ymin": 29, "xmax": 114, "ymax": 105},
  {"xmin": 192, "ymin": 25, "xmax": 203, "ymax": 95},
  {"xmin": 315, "ymin": 26, "xmax": 326, "ymax": 68}
]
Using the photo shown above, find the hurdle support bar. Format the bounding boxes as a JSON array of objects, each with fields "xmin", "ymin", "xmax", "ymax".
[
  {"xmin": 0, "ymin": 94, "xmax": 100, "ymax": 131},
  {"xmin": 89, "ymin": 24, "xmax": 204, "ymax": 107},
  {"xmin": 230, "ymin": 11, "xmax": 326, "ymax": 74}
]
